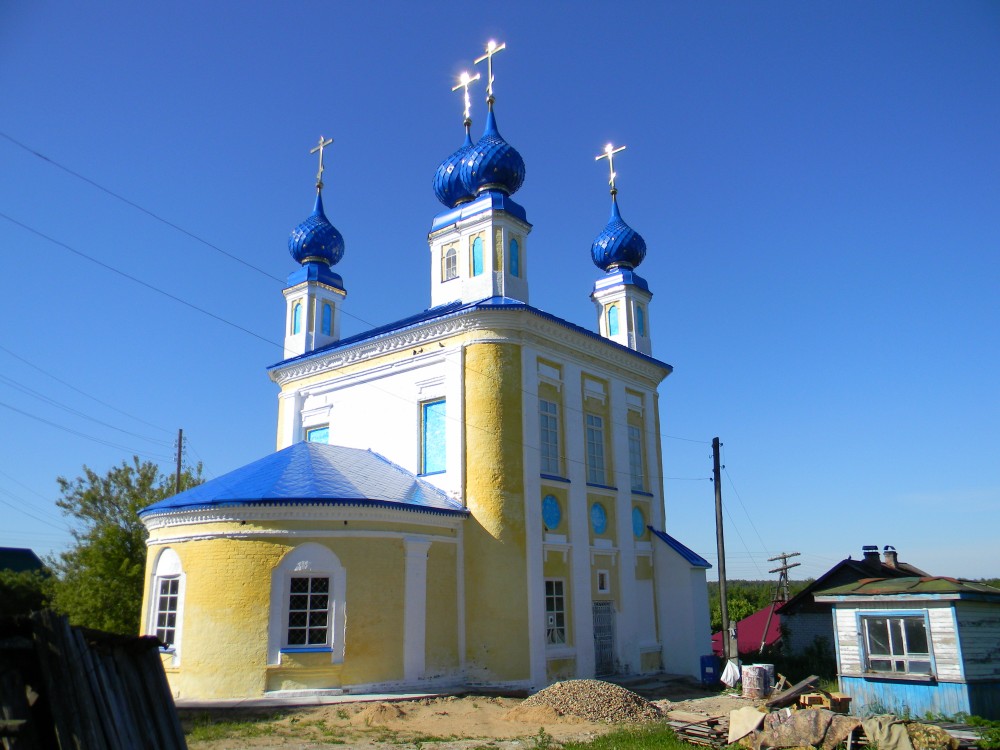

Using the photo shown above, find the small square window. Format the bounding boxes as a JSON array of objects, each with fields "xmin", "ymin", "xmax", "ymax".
[{"xmin": 597, "ymin": 570, "xmax": 610, "ymax": 594}]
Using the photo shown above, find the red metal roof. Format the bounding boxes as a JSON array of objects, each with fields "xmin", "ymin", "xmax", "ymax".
[{"xmin": 711, "ymin": 602, "xmax": 782, "ymax": 657}]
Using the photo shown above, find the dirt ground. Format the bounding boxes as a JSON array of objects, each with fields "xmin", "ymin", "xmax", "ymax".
[{"xmin": 181, "ymin": 681, "xmax": 756, "ymax": 749}]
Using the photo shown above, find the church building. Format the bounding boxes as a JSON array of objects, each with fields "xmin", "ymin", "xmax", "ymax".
[{"xmin": 138, "ymin": 43, "xmax": 711, "ymax": 701}]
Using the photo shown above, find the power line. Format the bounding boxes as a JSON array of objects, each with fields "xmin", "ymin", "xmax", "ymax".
[
  {"xmin": 0, "ymin": 211, "xmax": 280, "ymax": 348},
  {"xmin": 0, "ymin": 130, "xmax": 285, "ymax": 284},
  {"xmin": 0, "ymin": 342, "xmax": 173, "ymax": 435}
]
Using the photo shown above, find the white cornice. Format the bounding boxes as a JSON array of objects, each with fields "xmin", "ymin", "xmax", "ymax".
[
  {"xmin": 142, "ymin": 503, "xmax": 466, "ymax": 532},
  {"xmin": 269, "ymin": 307, "xmax": 669, "ymax": 388},
  {"xmin": 148, "ymin": 527, "xmax": 460, "ymax": 547}
]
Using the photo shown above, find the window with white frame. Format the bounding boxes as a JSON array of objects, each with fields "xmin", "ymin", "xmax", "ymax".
[
  {"xmin": 286, "ymin": 575, "xmax": 331, "ymax": 646},
  {"xmin": 585, "ymin": 413, "xmax": 606, "ymax": 484},
  {"xmin": 861, "ymin": 614, "xmax": 932, "ymax": 675},
  {"xmin": 420, "ymin": 398, "xmax": 446, "ymax": 474},
  {"xmin": 545, "ymin": 579, "xmax": 566, "ymax": 645},
  {"xmin": 539, "ymin": 399, "xmax": 560, "ymax": 475},
  {"xmin": 149, "ymin": 548, "xmax": 183, "ymax": 654},
  {"xmin": 269, "ymin": 543, "xmax": 346, "ymax": 662},
  {"xmin": 628, "ymin": 425, "xmax": 644, "ymax": 491},
  {"xmin": 442, "ymin": 246, "xmax": 458, "ymax": 281},
  {"xmin": 597, "ymin": 570, "xmax": 611, "ymax": 594}
]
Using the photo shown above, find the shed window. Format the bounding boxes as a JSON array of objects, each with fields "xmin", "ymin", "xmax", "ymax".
[{"xmin": 862, "ymin": 614, "xmax": 932, "ymax": 675}]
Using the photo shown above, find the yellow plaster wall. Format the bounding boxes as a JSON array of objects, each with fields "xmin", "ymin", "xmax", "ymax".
[
  {"xmin": 141, "ymin": 529, "xmax": 413, "ymax": 699},
  {"xmin": 641, "ymin": 651, "xmax": 662, "ymax": 673},
  {"xmin": 635, "ymin": 556, "xmax": 654, "ymax": 581},
  {"xmin": 546, "ymin": 657, "xmax": 576, "ymax": 682},
  {"xmin": 425, "ymin": 542, "xmax": 459, "ymax": 677},
  {"xmin": 540, "ymin": 485, "xmax": 569, "ymax": 537},
  {"xmin": 463, "ymin": 342, "xmax": 529, "ymax": 680},
  {"xmin": 587, "ymin": 492, "xmax": 617, "ymax": 546}
]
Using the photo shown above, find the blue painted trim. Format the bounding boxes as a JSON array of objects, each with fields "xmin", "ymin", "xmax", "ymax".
[
  {"xmin": 541, "ymin": 474, "xmax": 570, "ymax": 483},
  {"xmin": 631, "ymin": 489, "xmax": 654, "ymax": 497},
  {"xmin": 417, "ymin": 470, "xmax": 446, "ymax": 477},
  {"xmin": 268, "ymin": 296, "xmax": 673, "ymax": 374},
  {"xmin": 586, "ymin": 482, "xmax": 618, "ymax": 491},
  {"xmin": 281, "ymin": 647, "xmax": 333, "ymax": 654},
  {"xmin": 648, "ymin": 527, "xmax": 712, "ymax": 569}
]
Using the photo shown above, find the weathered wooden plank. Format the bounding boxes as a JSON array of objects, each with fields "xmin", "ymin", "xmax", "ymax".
[
  {"xmin": 31, "ymin": 611, "xmax": 83, "ymax": 750},
  {"xmin": 765, "ymin": 674, "xmax": 820, "ymax": 708},
  {"xmin": 93, "ymin": 647, "xmax": 141, "ymax": 750},
  {"xmin": 53, "ymin": 614, "xmax": 108, "ymax": 750},
  {"xmin": 138, "ymin": 646, "xmax": 187, "ymax": 749}
]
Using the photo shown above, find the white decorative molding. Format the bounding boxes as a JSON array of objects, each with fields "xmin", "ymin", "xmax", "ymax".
[
  {"xmin": 147, "ymin": 527, "xmax": 461, "ymax": 547},
  {"xmin": 543, "ymin": 533, "xmax": 567, "ymax": 544},
  {"xmin": 543, "ymin": 542, "xmax": 570, "ymax": 564},
  {"xmin": 142, "ymin": 503, "xmax": 466, "ymax": 533},
  {"xmin": 269, "ymin": 308, "xmax": 669, "ymax": 389}
]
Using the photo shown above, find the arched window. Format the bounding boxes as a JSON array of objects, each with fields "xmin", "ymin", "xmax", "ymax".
[
  {"xmin": 608, "ymin": 304, "xmax": 619, "ymax": 336},
  {"xmin": 268, "ymin": 543, "xmax": 346, "ymax": 665},
  {"xmin": 321, "ymin": 303, "xmax": 332, "ymax": 336},
  {"xmin": 472, "ymin": 236, "xmax": 484, "ymax": 276},
  {"xmin": 148, "ymin": 547, "xmax": 184, "ymax": 662},
  {"xmin": 292, "ymin": 302, "xmax": 302, "ymax": 334},
  {"xmin": 635, "ymin": 305, "xmax": 645, "ymax": 336},
  {"xmin": 510, "ymin": 238, "xmax": 520, "ymax": 278},
  {"xmin": 442, "ymin": 247, "xmax": 458, "ymax": 281}
]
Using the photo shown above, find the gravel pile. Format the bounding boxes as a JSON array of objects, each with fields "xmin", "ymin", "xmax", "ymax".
[{"xmin": 518, "ymin": 679, "xmax": 662, "ymax": 723}]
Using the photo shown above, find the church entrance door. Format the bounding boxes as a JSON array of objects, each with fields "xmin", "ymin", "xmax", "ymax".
[{"xmin": 592, "ymin": 601, "xmax": 615, "ymax": 675}]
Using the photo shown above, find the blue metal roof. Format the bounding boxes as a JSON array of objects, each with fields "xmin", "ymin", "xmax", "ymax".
[
  {"xmin": 460, "ymin": 105, "xmax": 525, "ymax": 198},
  {"xmin": 430, "ymin": 189, "xmax": 528, "ymax": 231},
  {"xmin": 592, "ymin": 196, "xmax": 647, "ymax": 272},
  {"xmin": 649, "ymin": 527, "xmax": 712, "ymax": 568},
  {"xmin": 139, "ymin": 441, "xmax": 467, "ymax": 518},
  {"xmin": 289, "ymin": 191, "xmax": 344, "ymax": 267},
  {"xmin": 269, "ymin": 296, "xmax": 673, "ymax": 373},
  {"xmin": 433, "ymin": 127, "xmax": 476, "ymax": 209}
]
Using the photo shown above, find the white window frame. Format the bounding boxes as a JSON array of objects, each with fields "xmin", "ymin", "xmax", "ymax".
[
  {"xmin": 147, "ymin": 547, "xmax": 184, "ymax": 665},
  {"xmin": 859, "ymin": 611, "xmax": 934, "ymax": 676},
  {"xmin": 539, "ymin": 399, "xmax": 561, "ymax": 475},
  {"xmin": 442, "ymin": 246, "xmax": 458, "ymax": 281},
  {"xmin": 597, "ymin": 569, "xmax": 611, "ymax": 594},
  {"xmin": 305, "ymin": 424, "xmax": 330, "ymax": 444},
  {"xmin": 268, "ymin": 543, "xmax": 346, "ymax": 664},
  {"xmin": 627, "ymin": 424, "xmax": 645, "ymax": 492},
  {"xmin": 545, "ymin": 578, "xmax": 567, "ymax": 646},
  {"xmin": 585, "ymin": 413, "xmax": 606, "ymax": 485}
]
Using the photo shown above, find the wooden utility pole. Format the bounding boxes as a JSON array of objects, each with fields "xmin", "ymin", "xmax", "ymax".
[
  {"xmin": 174, "ymin": 428, "xmax": 183, "ymax": 495},
  {"xmin": 712, "ymin": 437, "xmax": 733, "ymax": 661}
]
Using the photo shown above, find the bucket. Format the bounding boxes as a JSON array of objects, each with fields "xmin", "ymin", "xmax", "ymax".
[{"xmin": 741, "ymin": 665, "xmax": 772, "ymax": 698}]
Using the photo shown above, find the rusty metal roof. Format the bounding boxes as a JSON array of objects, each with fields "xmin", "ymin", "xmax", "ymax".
[{"xmin": 815, "ymin": 576, "xmax": 1000, "ymax": 600}]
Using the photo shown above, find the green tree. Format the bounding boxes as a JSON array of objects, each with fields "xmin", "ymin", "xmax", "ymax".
[
  {"xmin": 0, "ymin": 568, "xmax": 51, "ymax": 616},
  {"xmin": 50, "ymin": 456, "xmax": 202, "ymax": 635}
]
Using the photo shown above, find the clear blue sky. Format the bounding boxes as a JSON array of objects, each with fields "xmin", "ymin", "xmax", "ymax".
[{"xmin": 1, "ymin": 1, "xmax": 997, "ymax": 580}]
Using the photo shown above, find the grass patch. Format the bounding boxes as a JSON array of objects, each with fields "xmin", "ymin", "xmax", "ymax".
[
  {"xmin": 185, "ymin": 711, "xmax": 279, "ymax": 742},
  {"xmin": 562, "ymin": 725, "xmax": 689, "ymax": 750}
]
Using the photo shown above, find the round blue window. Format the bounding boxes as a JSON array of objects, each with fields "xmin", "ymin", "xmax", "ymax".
[
  {"xmin": 632, "ymin": 506, "xmax": 646, "ymax": 538},
  {"xmin": 542, "ymin": 494, "xmax": 561, "ymax": 530},
  {"xmin": 590, "ymin": 503, "xmax": 608, "ymax": 535}
]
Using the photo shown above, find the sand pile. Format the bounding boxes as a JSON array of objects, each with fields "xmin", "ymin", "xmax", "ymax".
[{"xmin": 506, "ymin": 679, "xmax": 661, "ymax": 724}]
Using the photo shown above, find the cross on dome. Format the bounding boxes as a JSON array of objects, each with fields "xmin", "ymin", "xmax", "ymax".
[
  {"xmin": 452, "ymin": 71, "xmax": 481, "ymax": 125},
  {"xmin": 474, "ymin": 40, "xmax": 506, "ymax": 103},
  {"xmin": 595, "ymin": 143, "xmax": 627, "ymax": 195},
  {"xmin": 311, "ymin": 135, "xmax": 334, "ymax": 190}
]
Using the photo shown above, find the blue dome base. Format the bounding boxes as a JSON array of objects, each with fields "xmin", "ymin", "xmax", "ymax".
[{"xmin": 286, "ymin": 261, "xmax": 345, "ymax": 291}]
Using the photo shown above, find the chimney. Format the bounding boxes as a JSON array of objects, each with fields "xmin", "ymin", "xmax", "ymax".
[
  {"xmin": 862, "ymin": 545, "xmax": 881, "ymax": 570},
  {"xmin": 883, "ymin": 545, "xmax": 898, "ymax": 569}
]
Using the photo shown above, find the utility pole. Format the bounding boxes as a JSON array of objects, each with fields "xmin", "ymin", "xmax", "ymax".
[
  {"xmin": 759, "ymin": 551, "xmax": 800, "ymax": 653},
  {"xmin": 174, "ymin": 428, "xmax": 183, "ymax": 495},
  {"xmin": 768, "ymin": 552, "xmax": 801, "ymax": 603},
  {"xmin": 712, "ymin": 437, "xmax": 733, "ymax": 661}
]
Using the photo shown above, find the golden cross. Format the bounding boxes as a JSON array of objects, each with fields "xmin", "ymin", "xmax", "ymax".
[
  {"xmin": 310, "ymin": 135, "xmax": 334, "ymax": 189},
  {"xmin": 595, "ymin": 143, "xmax": 627, "ymax": 193},
  {"xmin": 474, "ymin": 40, "xmax": 506, "ymax": 102},
  {"xmin": 451, "ymin": 71, "xmax": 481, "ymax": 123}
]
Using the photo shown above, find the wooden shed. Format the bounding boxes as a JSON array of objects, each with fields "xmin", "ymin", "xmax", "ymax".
[{"xmin": 815, "ymin": 577, "xmax": 1000, "ymax": 719}]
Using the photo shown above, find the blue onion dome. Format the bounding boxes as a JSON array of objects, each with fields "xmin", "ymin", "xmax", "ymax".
[
  {"xmin": 459, "ymin": 106, "xmax": 525, "ymax": 197},
  {"xmin": 433, "ymin": 126, "xmax": 475, "ymax": 208},
  {"xmin": 591, "ymin": 196, "xmax": 647, "ymax": 271},
  {"xmin": 289, "ymin": 190, "xmax": 344, "ymax": 266}
]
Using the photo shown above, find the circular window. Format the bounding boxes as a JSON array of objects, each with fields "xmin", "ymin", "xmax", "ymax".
[
  {"xmin": 590, "ymin": 503, "xmax": 608, "ymax": 535},
  {"xmin": 632, "ymin": 506, "xmax": 646, "ymax": 538},
  {"xmin": 542, "ymin": 494, "xmax": 561, "ymax": 530}
]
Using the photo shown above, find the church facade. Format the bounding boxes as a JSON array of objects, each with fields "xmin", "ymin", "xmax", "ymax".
[{"xmin": 139, "ymin": 45, "xmax": 710, "ymax": 701}]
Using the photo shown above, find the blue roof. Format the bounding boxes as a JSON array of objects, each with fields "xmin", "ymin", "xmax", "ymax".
[
  {"xmin": 431, "ymin": 189, "xmax": 528, "ymax": 231},
  {"xmin": 289, "ymin": 190, "xmax": 344, "ymax": 267},
  {"xmin": 139, "ymin": 442, "xmax": 467, "ymax": 517},
  {"xmin": 649, "ymin": 527, "xmax": 712, "ymax": 568},
  {"xmin": 592, "ymin": 196, "xmax": 647, "ymax": 272},
  {"xmin": 269, "ymin": 296, "xmax": 673, "ymax": 373}
]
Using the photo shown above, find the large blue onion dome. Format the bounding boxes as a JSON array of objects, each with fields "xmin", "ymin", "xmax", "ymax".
[
  {"xmin": 433, "ymin": 127, "xmax": 475, "ymax": 208},
  {"xmin": 591, "ymin": 196, "xmax": 647, "ymax": 271},
  {"xmin": 289, "ymin": 190, "xmax": 344, "ymax": 266},
  {"xmin": 459, "ymin": 106, "xmax": 525, "ymax": 197}
]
